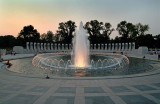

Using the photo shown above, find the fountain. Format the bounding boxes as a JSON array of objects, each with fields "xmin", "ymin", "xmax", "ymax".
[
  {"xmin": 30, "ymin": 22, "xmax": 131, "ymax": 76},
  {"xmin": 7, "ymin": 22, "xmax": 158, "ymax": 77},
  {"xmin": 71, "ymin": 22, "xmax": 90, "ymax": 68}
]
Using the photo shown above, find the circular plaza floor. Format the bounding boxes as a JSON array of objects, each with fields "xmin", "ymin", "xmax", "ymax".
[{"xmin": 0, "ymin": 55, "xmax": 160, "ymax": 104}]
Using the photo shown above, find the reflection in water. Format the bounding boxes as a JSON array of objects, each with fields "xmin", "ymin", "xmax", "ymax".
[{"xmin": 74, "ymin": 70, "xmax": 87, "ymax": 77}]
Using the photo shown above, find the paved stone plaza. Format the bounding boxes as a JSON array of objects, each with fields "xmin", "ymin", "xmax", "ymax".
[{"xmin": 0, "ymin": 55, "xmax": 160, "ymax": 104}]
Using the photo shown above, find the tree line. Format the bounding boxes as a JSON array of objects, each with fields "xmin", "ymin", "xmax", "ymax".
[{"xmin": 0, "ymin": 20, "xmax": 160, "ymax": 49}]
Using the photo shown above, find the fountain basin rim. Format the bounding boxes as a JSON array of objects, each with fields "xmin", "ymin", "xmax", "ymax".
[{"xmin": 38, "ymin": 54, "xmax": 126, "ymax": 70}]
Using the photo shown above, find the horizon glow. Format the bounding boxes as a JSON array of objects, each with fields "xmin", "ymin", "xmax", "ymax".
[{"xmin": 0, "ymin": 0, "xmax": 160, "ymax": 38}]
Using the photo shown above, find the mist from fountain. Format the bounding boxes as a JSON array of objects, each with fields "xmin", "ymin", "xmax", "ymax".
[{"xmin": 71, "ymin": 22, "xmax": 90, "ymax": 68}]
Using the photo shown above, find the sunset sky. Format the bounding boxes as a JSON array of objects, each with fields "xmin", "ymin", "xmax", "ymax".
[{"xmin": 0, "ymin": 0, "xmax": 160, "ymax": 38}]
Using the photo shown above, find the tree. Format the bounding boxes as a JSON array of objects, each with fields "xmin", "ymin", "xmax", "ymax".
[
  {"xmin": 114, "ymin": 36, "xmax": 121, "ymax": 43},
  {"xmin": 16, "ymin": 36, "xmax": 26, "ymax": 47},
  {"xmin": 18, "ymin": 25, "xmax": 40, "ymax": 42},
  {"xmin": 46, "ymin": 31, "xmax": 54, "ymax": 42},
  {"xmin": 154, "ymin": 34, "xmax": 160, "ymax": 48},
  {"xmin": 40, "ymin": 31, "xmax": 54, "ymax": 43},
  {"xmin": 0, "ymin": 35, "xmax": 16, "ymax": 49},
  {"xmin": 136, "ymin": 34, "xmax": 155, "ymax": 48},
  {"xmin": 135, "ymin": 23, "xmax": 149, "ymax": 36},
  {"xmin": 102, "ymin": 23, "xmax": 114, "ymax": 43},
  {"xmin": 55, "ymin": 20, "xmax": 76, "ymax": 44},
  {"xmin": 84, "ymin": 20, "xmax": 103, "ymax": 44},
  {"xmin": 116, "ymin": 21, "xmax": 136, "ymax": 42},
  {"xmin": 84, "ymin": 20, "xmax": 114, "ymax": 44},
  {"xmin": 40, "ymin": 33, "xmax": 47, "ymax": 42}
]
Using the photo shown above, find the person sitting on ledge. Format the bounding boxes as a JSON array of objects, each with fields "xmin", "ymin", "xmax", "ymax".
[
  {"xmin": 46, "ymin": 74, "xmax": 50, "ymax": 79},
  {"xmin": 143, "ymin": 56, "xmax": 145, "ymax": 60},
  {"xmin": 13, "ymin": 51, "xmax": 16, "ymax": 55},
  {"xmin": 6, "ymin": 60, "xmax": 12, "ymax": 66},
  {"xmin": 0, "ymin": 58, "xmax": 3, "ymax": 62}
]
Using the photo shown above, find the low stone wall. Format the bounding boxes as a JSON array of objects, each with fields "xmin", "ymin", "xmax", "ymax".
[
  {"xmin": 12, "ymin": 45, "xmax": 159, "ymax": 60},
  {"xmin": 126, "ymin": 53, "xmax": 158, "ymax": 60},
  {"xmin": 0, "ymin": 49, "xmax": 6, "ymax": 55},
  {"xmin": 13, "ymin": 46, "xmax": 24, "ymax": 54}
]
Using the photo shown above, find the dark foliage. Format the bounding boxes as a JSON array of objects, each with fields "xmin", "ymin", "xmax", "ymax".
[
  {"xmin": 18, "ymin": 25, "xmax": 40, "ymax": 46},
  {"xmin": 84, "ymin": 20, "xmax": 114, "ymax": 44},
  {"xmin": 55, "ymin": 20, "xmax": 76, "ymax": 44},
  {"xmin": 0, "ymin": 35, "xmax": 16, "ymax": 49},
  {"xmin": 0, "ymin": 20, "xmax": 159, "ymax": 50}
]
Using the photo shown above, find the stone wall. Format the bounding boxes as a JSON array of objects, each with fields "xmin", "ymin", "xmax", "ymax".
[{"xmin": 25, "ymin": 42, "xmax": 136, "ymax": 53}]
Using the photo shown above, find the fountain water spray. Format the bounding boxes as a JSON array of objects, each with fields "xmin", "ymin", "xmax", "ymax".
[{"xmin": 71, "ymin": 22, "xmax": 90, "ymax": 68}]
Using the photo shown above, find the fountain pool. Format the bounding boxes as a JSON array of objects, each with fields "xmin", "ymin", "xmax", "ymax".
[
  {"xmin": 32, "ymin": 53, "xmax": 129, "ymax": 70},
  {"xmin": 7, "ymin": 53, "xmax": 157, "ymax": 77}
]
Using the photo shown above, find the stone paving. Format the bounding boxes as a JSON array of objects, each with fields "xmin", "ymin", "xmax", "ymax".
[
  {"xmin": 1, "ymin": 54, "xmax": 34, "ymax": 61},
  {"xmin": 0, "ymin": 57, "xmax": 160, "ymax": 104}
]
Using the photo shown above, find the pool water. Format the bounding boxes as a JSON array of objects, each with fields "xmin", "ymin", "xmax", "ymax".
[{"xmin": 7, "ymin": 56, "xmax": 158, "ymax": 77}]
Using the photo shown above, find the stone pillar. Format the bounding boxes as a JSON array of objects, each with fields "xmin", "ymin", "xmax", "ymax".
[
  {"xmin": 122, "ymin": 43, "xmax": 125, "ymax": 50},
  {"xmin": 64, "ymin": 44, "xmax": 65, "ymax": 50},
  {"xmin": 118, "ymin": 43, "xmax": 122, "ymax": 51},
  {"xmin": 91, "ymin": 44, "xmax": 94, "ymax": 50},
  {"xmin": 58, "ymin": 44, "xmax": 60, "ymax": 50},
  {"xmin": 117, "ymin": 43, "xmax": 121, "ymax": 51},
  {"xmin": 34, "ymin": 42, "xmax": 37, "ymax": 52},
  {"xmin": 40, "ymin": 43, "xmax": 43, "ymax": 51},
  {"xmin": 121, "ymin": 43, "xmax": 123, "ymax": 51},
  {"xmin": 115, "ymin": 43, "xmax": 118, "ymax": 51},
  {"xmin": 51, "ymin": 43, "xmax": 53, "ymax": 50},
  {"xmin": 46, "ymin": 43, "xmax": 48, "ymax": 50},
  {"xmin": 101, "ymin": 44, "xmax": 104, "ymax": 50},
  {"xmin": 112, "ymin": 43, "xmax": 114, "ymax": 51},
  {"xmin": 125, "ymin": 43, "xmax": 128, "ymax": 50},
  {"xmin": 26, "ymin": 42, "xmax": 29, "ymax": 50},
  {"xmin": 37, "ymin": 43, "xmax": 40, "ymax": 52},
  {"xmin": 48, "ymin": 43, "xmax": 51, "ymax": 51},
  {"xmin": 68, "ymin": 44, "xmax": 70, "ymax": 50},
  {"xmin": 54, "ymin": 44, "xmax": 57, "ymax": 50},
  {"xmin": 108, "ymin": 43, "xmax": 111, "ymax": 51},
  {"xmin": 94, "ymin": 44, "xmax": 96, "ymax": 50},
  {"xmin": 117, "ymin": 43, "xmax": 119, "ymax": 51},
  {"xmin": 98, "ymin": 44, "xmax": 100, "ymax": 50},
  {"xmin": 132, "ymin": 42, "xmax": 135, "ymax": 50},
  {"xmin": 129, "ymin": 42, "xmax": 131, "ymax": 51},
  {"xmin": 57, "ymin": 44, "xmax": 59, "ymax": 50},
  {"xmin": 59, "ymin": 44, "xmax": 62, "ymax": 50},
  {"xmin": 90, "ymin": 44, "xmax": 93, "ymax": 50},
  {"xmin": 109, "ymin": 43, "xmax": 112, "ymax": 51},
  {"xmin": 65, "ymin": 44, "xmax": 68, "ymax": 50},
  {"xmin": 44, "ymin": 43, "xmax": 47, "ymax": 50},
  {"xmin": 62, "ymin": 44, "xmax": 64, "ymax": 50},
  {"xmin": 43, "ymin": 43, "xmax": 45, "ymax": 50},
  {"xmin": 105, "ymin": 44, "xmax": 107, "ymax": 50},
  {"xmin": 69, "ymin": 44, "xmax": 72, "ymax": 50},
  {"xmin": 30, "ymin": 42, "xmax": 33, "ymax": 51}
]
